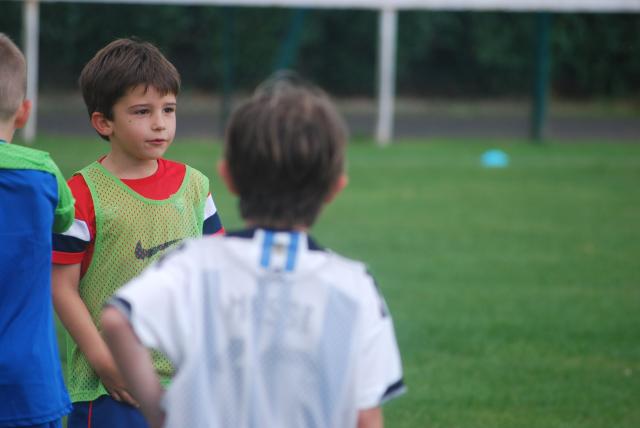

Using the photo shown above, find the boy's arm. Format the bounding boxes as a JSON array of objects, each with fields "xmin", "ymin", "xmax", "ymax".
[
  {"xmin": 355, "ymin": 272, "xmax": 406, "ymax": 423},
  {"xmin": 52, "ymin": 263, "xmax": 137, "ymax": 405},
  {"xmin": 357, "ymin": 407, "xmax": 383, "ymax": 428},
  {"xmin": 203, "ymin": 193, "xmax": 224, "ymax": 235},
  {"xmin": 49, "ymin": 158, "xmax": 75, "ymax": 233},
  {"xmin": 102, "ymin": 306, "xmax": 165, "ymax": 428}
]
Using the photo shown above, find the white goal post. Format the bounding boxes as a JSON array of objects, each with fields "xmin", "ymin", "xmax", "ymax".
[{"xmin": 18, "ymin": 0, "xmax": 640, "ymax": 144}]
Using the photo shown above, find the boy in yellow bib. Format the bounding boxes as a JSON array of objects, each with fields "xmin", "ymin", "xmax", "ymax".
[{"xmin": 51, "ymin": 38, "xmax": 224, "ymax": 428}]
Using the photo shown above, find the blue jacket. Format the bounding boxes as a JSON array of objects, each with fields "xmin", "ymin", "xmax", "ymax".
[{"xmin": 0, "ymin": 140, "xmax": 73, "ymax": 426}]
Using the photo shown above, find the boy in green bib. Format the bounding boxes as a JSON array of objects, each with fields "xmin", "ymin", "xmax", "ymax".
[
  {"xmin": 51, "ymin": 38, "xmax": 225, "ymax": 428},
  {"xmin": 0, "ymin": 32, "xmax": 73, "ymax": 428}
]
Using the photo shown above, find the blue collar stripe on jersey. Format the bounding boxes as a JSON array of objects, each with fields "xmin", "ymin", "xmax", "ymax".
[
  {"xmin": 285, "ymin": 232, "xmax": 300, "ymax": 272},
  {"xmin": 260, "ymin": 230, "xmax": 275, "ymax": 268}
]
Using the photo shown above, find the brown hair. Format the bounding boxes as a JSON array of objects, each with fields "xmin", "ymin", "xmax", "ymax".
[
  {"xmin": 0, "ymin": 33, "xmax": 27, "ymax": 121},
  {"xmin": 79, "ymin": 38, "xmax": 180, "ymax": 140},
  {"xmin": 224, "ymin": 72, "xmax": 348, "ymax": 229}
]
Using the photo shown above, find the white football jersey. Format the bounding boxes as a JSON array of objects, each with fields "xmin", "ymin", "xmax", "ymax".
[{"xmin": 113, "ymin": 228, "xmax": 405, "ymax": 428}]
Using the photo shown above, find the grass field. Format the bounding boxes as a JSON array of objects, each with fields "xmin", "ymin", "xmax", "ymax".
[{"xmin": 26, "ymin": 136, "xmax": 640, "ymax": 428}]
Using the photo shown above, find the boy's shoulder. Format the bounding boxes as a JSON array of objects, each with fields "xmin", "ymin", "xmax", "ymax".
[
  {"xmin": 75, "ymin": 158, "xmax": 190, "ymax": 174},
  {"xmin": 178, "ymin": 161, "xmax": 207, "ymax": 181},
  {"xmin": 194, "ymin": 230, "xmax": 374, "ymax": 285},
  {"xmin": 150, "ymin": 233, "xmax": 387, "ymax": 317},
  {"xmin": 0, "ymin": 143, "xmax": 59, "ymax": 175},
  {"xmin": 159, "ymin": 158, "xmax": 185, "ymax": 173},
  {"xmin": 318, "ymin": 247, "xmax": 377, "ymax": 292},
  {"xmin": 75, "ymin": 158, "xmax": 200, "ymax": 187},
  {"xmin": 69, "ymin": 158, "xmax": 209, "ymax": 207},
  {"xmin": 154, "ymin": 159, "xmax": 209, "ymax": 197}
]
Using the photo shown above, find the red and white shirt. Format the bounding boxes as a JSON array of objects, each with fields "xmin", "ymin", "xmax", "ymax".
[{"xmin": 53, "ymin": 158, "xmax": 224, "ymax": 277}]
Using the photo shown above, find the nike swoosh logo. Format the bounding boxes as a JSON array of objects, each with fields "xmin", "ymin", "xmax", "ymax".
[{"xmin": 135, "ymin": 239, "xmax": 182, "ymax": 260}]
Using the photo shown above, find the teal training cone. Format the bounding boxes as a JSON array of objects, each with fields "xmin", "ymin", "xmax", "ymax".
[{"xmin": 481, "ymin": 149, "xmax": 509, "ymax": 168}]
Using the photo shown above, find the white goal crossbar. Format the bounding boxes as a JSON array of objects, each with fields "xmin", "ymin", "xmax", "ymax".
[{"xmin": 26, "ymin": 0, "xmax": 640, "ymax": 13}]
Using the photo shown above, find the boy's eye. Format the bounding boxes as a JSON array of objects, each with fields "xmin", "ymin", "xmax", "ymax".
[
  {"xmin": 164, "ymin": 106, "xmax": 176, "ymax": 113},
  {"xmin": 133, "ymin": 109, "xmax": 149, "ymax": 115}
]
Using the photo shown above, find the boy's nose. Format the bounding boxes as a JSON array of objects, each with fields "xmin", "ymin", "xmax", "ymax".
[{"xmin": 152, "ymin": 113, "xmax": 166, "ymax": 130}]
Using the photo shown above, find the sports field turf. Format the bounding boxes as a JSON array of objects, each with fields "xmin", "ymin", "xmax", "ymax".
[{"xmin": 26, "ymin": 136, "xmax": 640, "ymax": 428}]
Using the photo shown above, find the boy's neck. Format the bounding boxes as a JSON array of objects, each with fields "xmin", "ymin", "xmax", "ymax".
[
  {"xmin": 101, "ymin": 152, "xmax": 159, "ymax": 179},
  {"xmin": 245, "ymin": 221, "xmax": 309, "ymax": 233},
  {"xmin": 0, "ymin": 122, "xmax": 15, "ymax": 143}
]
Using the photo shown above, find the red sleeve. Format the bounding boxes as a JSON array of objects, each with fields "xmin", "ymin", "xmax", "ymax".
[{"xmin": 52, "ymin": 174, "xmax": 96, "ymax": 274}]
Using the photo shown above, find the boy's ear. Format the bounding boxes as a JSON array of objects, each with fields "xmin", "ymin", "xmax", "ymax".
[
  {"xmin": 217, "ymin": 160, "xmax": 239, "ymax": 195},
  {"xmin": 90, "ymin": 112, "xmax": 113, "ymax": 138},
  {"xmin": 324, "ymin": 174, "xmax": 348, "ymax": 204},
  {"xmin": 13, "ymin": 99, "xmax": 32, "ymax": 130}
]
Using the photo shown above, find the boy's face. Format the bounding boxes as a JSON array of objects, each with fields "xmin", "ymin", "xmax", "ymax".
[{"xmin": 103, "ymin": 85, "xmax": 176, "ymax": 161}]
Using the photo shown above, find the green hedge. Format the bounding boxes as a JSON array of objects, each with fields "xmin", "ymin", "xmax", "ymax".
[{"xmin": 1, "ymin": 3, "xmax": 638, "ymax": 98}]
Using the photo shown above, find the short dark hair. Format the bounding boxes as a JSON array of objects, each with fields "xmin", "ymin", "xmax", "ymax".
[
  {"xmin": 79, "ymin": 38, "xmax": 180, "ymax": 139},
  {"xmin": 0, "ymin": 33, "xmax": 26, "ymax": 121},
  {"xmin": 224, "ymin": 72, "xmax": 348, "ymax": 229}
]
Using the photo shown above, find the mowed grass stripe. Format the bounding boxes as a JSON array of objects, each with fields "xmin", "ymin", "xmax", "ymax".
[{"xmin": 23, "ymin": 136, "xmax": 639, "ymax": 428}]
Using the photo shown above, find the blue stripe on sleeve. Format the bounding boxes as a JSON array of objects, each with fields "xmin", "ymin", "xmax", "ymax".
[
  {"xmin": 380, "ymin": 378, "xmax": 407, "ymax": 404},
  {"xmin": 203, "ymin": 212, "xmax": 223, "ymax": 235},
  {"xmin": 52, "ymin": 233, "xmax": 88, "ymax": 253}
]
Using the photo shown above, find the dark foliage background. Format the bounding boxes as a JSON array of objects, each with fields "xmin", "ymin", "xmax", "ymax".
[{"xmin": 1, "ymin": 2, "xmax": 638, "ymax": 98}]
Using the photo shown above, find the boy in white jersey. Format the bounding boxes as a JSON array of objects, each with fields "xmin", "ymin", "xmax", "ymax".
[
  {"xmin": 52, "ymin": 38, "xmax": 224, "ymax": 428},
  {"xmin": 101, "ymin": 73, "xmax": 405, "ymax": 428}
]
